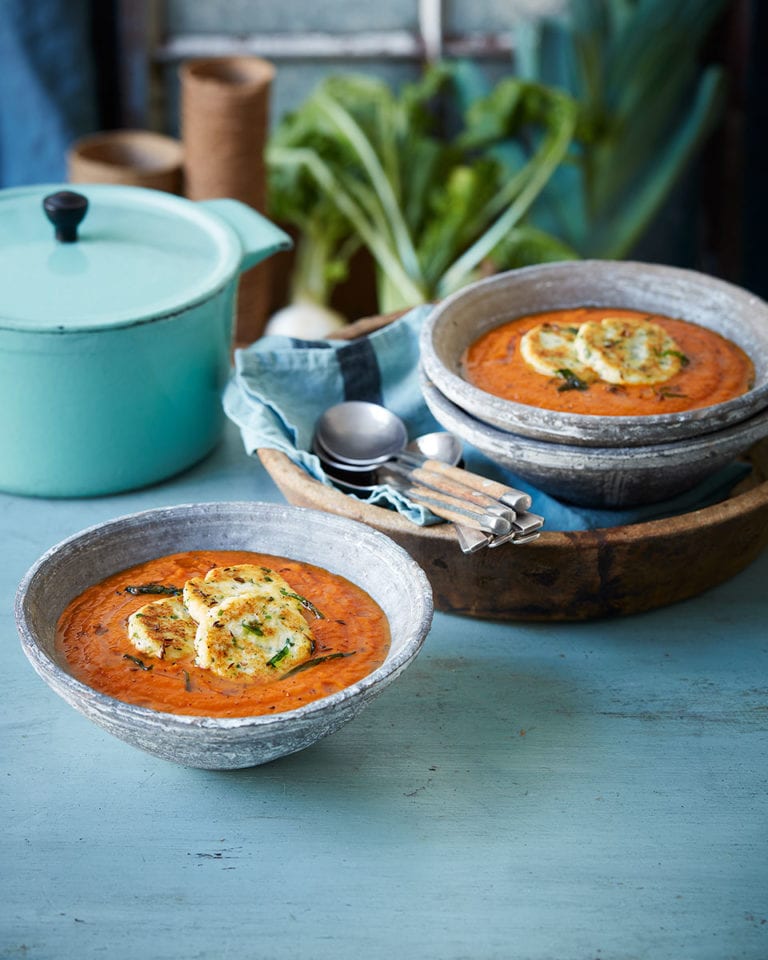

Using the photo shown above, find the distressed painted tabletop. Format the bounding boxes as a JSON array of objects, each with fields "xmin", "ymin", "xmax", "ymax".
[{"xmin": 2, "ymin": 421, "xmax": 767, "ymax": 960}]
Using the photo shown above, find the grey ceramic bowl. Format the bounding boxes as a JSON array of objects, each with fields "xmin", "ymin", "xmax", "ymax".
[
  {"xmin": 15, "ymin": 501, "xmax": 433, "ymax": 769},
  {"xmin": 422, "ymin": 377, "xmax": 768, "ymax": 507},
  {"xmin": 420, "ymin": 260, "xmax": 768, "ymax": 447}
]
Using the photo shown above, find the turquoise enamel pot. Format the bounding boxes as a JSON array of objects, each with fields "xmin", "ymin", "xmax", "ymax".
[{"xmin": 0, "ymin": 184, "xmax": 291, "ymax": 497}]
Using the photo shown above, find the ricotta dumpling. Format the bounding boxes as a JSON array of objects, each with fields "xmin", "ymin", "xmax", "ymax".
[
  {"xmin": 194, "ymin": 591, "xmax": 315, "ymax": 681},
  {"xmin": 127, "ymin": 597, "xmax": 197, "ymax": 661},
  {"xmin": 520, "ymin": 322, "xmax": 596, "ymax": 382},
  {"xmin": 183, "ymin": 563, "xmax": 293, "ymax": 625},
  {"xmin": 574, "ymin": 316, "xmax": 684, "ymax": 385}
]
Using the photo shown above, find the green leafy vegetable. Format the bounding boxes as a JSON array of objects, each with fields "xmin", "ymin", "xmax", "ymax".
[
  {"xmin": 267, "ymin": 2, "xmax": 724, "ymax": 316},
  {"xmin": 508, "ymin": 0, "xmax": 728, "ymax": 257},
  {"xmin": 267, "ymin": 69, "xmax": 578, "ymax": 313}
]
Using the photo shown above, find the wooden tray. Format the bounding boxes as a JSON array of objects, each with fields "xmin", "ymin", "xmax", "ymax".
[
  {"xmin": 255, "ymin": 313, "xmax": 768, "ymax": 620},
  {"xmin": 258, "ymin": 442, "xmax": 768, "ymax": 621}
]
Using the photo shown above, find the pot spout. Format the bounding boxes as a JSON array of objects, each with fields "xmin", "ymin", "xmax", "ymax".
[{"xmin": 199, "ymin": 198, "xmax": 292, "ymax": 272}]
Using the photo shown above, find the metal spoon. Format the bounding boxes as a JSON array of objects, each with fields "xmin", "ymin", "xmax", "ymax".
[
  {"xmin": 315, "ymin": 402, "xmax": 530, "ymax": 510},
  {"xmin": 313, "ymin": 402, "xmax": 543, "ymax": 545},
  {"xmin": 314, "ymin": 401, "xmax": 408, "ymax": 466},
  {"xmin": 406, "ymin": 431, "xmax": 463, "ymax": 466},
  {"xmin": 314, "ymin": 403, "xmax": 545, "ymax": 546},
  {"xmin": 314, "ymin": 435, "xmax": 510, "ymax": 535}
]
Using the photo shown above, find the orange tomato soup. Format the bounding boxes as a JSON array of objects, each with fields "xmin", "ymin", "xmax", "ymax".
[
  {"xmin": 462, "ymin": 307, "xmax": 754, "ymax": 416},
  {"xmin": 56, "ymin": 550, "xmax": 391, "ymax": 718}
]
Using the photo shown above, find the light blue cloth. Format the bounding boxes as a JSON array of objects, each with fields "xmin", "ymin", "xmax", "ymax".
[
  {"xmin": 223, "ymin": 306, "xmax": 751, "ymax": 531},
  {"xmin": 224, "ymin": 306, "xmax": 442, "ymax": 524}
]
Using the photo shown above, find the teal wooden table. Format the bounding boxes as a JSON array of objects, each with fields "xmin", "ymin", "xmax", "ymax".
[{"xmin": 2, "ymin": 421, "xmax": 767, "ymax": 960}]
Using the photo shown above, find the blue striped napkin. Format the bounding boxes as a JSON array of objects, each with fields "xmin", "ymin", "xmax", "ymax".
[
  {"xmin": 223, "ymin": 306, "xmax": 750, "ymax": 531},
  {"xmin": 224, "ymin": 306, "xmax": 443, "ymax": 523}
]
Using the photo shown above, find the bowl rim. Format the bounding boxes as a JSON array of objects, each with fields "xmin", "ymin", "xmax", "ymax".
[
  {"xmin": 421, "ymin": 376, "xmax": 768, "ymax": 464},
  {"xmin": 15, "ymin": 500, "xmax": 434, "ymax": 730},
  {"xmin": 420, "ymin": 375, "xmax": 768, "ymax": 507},
  {"xmin": 258, "ymin": 443, "xmax": 768, "ymax": 540},
  {"xmin": 257, "ymin": 443, "xmax": 768, "ymax": 621},
  {"xmin": 420, "ymin": 260, "xmax": 768, "ymax": 446}
]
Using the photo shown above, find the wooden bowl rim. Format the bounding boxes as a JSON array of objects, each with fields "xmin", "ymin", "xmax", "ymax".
[
  {"xmin": 256, "ymin": 309, "xmax": 768, "ymax": 548},
  {"xmin": 258, "ymin": 443, "xmax": 768, "ymax": 548}
]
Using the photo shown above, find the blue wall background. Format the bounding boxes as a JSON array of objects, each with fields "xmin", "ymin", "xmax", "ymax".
[
  {"xmin": 0, "ymin": 0, "xmax": 763, "ymax": 297},
  {"xmin": 0, "ymin": 0, "xmax": 98, "ymax": 187}
]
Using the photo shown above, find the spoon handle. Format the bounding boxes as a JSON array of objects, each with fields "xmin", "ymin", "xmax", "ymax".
[
  {"xmin": 454, "ymin": 525, "xmax": 493, "ymax": 554},
  {"xmin": 409, "ymin": 468, "xmax": 516, "ymax": 520},
  {"xmin": 485, "ymin": 511, "xmax": 545, "ymax": 548},
  {"xmin": 397, "ymin": 483, "xmax": 512, "ymax": 535},
  {"xmin": 397, "ymin": 454, "xmax": 532, "ymax": 512},
  {"xmin": 383, "ymin": 461, "xmax": 516, "ymax": 522}
]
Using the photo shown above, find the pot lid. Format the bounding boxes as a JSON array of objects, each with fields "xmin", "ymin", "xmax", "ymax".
[{"xmin": 0, "ymin": 184, "xmax": 244, "ymax": 332}]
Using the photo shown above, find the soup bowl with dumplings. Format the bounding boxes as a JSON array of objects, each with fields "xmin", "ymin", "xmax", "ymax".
[
  {"xmin": 15, "ymin": 501, "xmax": 433, "ymax": 769},
  {"xmin": 419, "ymin": 261, "xmax": 768, "ymax": 507}
]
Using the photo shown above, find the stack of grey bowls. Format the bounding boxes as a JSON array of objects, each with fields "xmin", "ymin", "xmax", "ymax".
[{"xmin": 419, "ymin": 261, "xmax": 768, "ymax": 507}]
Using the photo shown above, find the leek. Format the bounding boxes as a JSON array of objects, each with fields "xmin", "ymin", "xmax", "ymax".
[
  {"xmin": 267, "ymin": 70, "xmax": 579, "ymax": 314},
  {"xmin": 511, "ymin": 0, "xmax": 729, "ymax": 257}
]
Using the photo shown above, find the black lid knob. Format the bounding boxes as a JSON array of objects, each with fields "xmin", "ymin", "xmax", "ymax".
[{"xmin": 43, "ymin": 191, "xmax": 89, "ymax": 243}]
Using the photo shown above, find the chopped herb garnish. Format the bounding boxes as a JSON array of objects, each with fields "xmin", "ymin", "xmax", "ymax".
[
  {"xmin": 267, "ymin": 643, "xmax": 293, "ymax": 668},
  {"xmin": 555, "ymin": 368, "xmax": 589, "ymax": 392},
  {"xmin": 124, "ymin": 583, "xmax": 182, "ymax": 596},
  {"xmin": 656, "ymin": 387, "xmax": 688, "ymax": 400},
  {"xmin": 123, "ymin": 654, "xmax": 153, "ymax": 671},
  {"xmin": 279, "ymin": 587, "xmax": 324, "ymax": 619},
  {"xmin": 660, "ymin": 349, "xmax": 690, "ymax": 366},
  {"xmin": 242, "ymin": 620, "xmax": 264, "ymax": 637},
  {"xmin": 183, "ymin": 670, "xmax": 192, "ymax": 692},
  {"xmin": 283, "ymin": 651, "xmax": 356, "ymax": 678}
]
